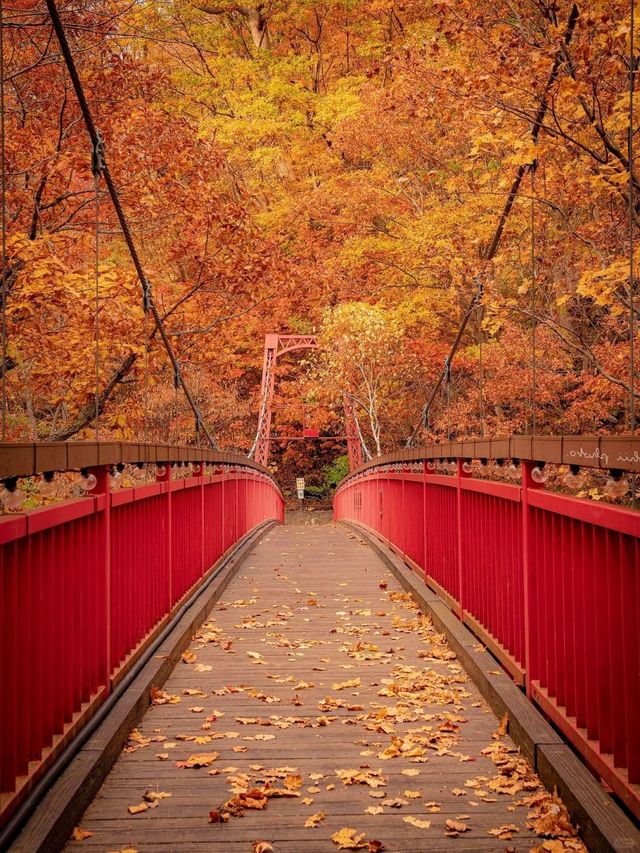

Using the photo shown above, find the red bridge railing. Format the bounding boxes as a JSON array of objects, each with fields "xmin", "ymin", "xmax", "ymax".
[
  {"xmin": 333, "ymin": 435, "xmax": 640, "ymax": 818},
  {"xmin": 0, "ymin": 442, "xmax": 283, "ymax": 826}
]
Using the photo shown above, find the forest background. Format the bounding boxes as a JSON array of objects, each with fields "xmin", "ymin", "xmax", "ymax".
[{"xmin": 3, "ymin": 0, "xmax": 638, "ymax": 493}]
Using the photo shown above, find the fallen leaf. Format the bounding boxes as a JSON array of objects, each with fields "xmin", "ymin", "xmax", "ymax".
[
  {"xmin": 72, "ymin": 827, "xmax": 93, "ymax": 841},
  {"xmin": 253, "ymin": 843, "xmax": 274, "ymax": 853},
  {"xmin": 305, "ymin": 811, "xmax": 327, "ymax": 827},
  {"xmin": 127, "ymin": 803, "xmax": 149, "ymax": 815},
  {"xmin": 445, "ymin": 819, "xmax": 470, "ymax": 836},
  {"xmin": 176, "ymin": 752, "xmax": 219, "ymax": 768},
  {"xmin": 365, "ymin": 806, "xmax": 384, "ymax": 815},
  {"xmin": 332, "ymin": 678, "xmax": 361, "ymax": 690},
  {"xmin": 493, "ymin": 712, "xmax": 508, "ymax": 739},
  {"xmin": 181, "ymin": 650, "xmax": 196, "ymax": 664},
  {"xmin": 331, "ymin": 828, "xmax": 369, "ymax": 850},
  {"xmin": 488, "ymin": 823, "xmax": 519, "ymax": 840},
  {"xmin": 403, "ymin": 816, "xmax": 431, "ymax": 829},
  {"xmin": 143, "ymin": 790, "xmax": 172, "ymax": 803}
]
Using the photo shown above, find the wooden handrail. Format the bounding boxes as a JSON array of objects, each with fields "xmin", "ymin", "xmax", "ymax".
[
  {"xmin": 339, "ymin": 434, "xmax": 640, "ymax": 486},
  {"xmin": 0, "ymin": 441, "xmax": 274, "ymax": 480}
]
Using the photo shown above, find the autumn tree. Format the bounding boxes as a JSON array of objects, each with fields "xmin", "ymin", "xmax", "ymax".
[{"xmin": 318, "ymin": 302, "xmax": 408, "ymax": 455}]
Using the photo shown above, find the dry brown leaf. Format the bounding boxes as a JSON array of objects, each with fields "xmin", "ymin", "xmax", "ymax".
[
  {"xmin": 127, "ymin": 802, "xmax": 149, "ymax": 815},
  {"xmin": 181, "ymin": 650, "xmax": 196, "ymax": 664},
  {"xmin": 253, "ymin": 842, "xmax": 274, "ymax": 853},
  {"xmin": 365, "ymin": 806, "xmax": 384, "ymax": 815},
  {"xmin": 403, "ymin": 790, "xmax": 421, "ymax": 798}
]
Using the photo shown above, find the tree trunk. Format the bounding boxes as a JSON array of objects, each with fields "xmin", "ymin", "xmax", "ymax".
[{"xmin": 194, "ymin": 3, "xmax": 270, "ymax": 51}]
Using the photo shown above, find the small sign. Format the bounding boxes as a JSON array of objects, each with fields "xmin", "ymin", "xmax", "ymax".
[{"xmin": 296, "ymin": 476, "xmax": 305, "ymax": 500}]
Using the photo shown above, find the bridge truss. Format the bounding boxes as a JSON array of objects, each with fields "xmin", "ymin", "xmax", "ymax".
[{"xmin": 250, "ymin": 334, "xmax": 364, "ymax": 471}]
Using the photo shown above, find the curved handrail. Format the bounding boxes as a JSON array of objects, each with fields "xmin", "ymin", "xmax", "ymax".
[
  {"xmin": 0, "ymin": 440, "xmax": 279, "ymax": 487},
  {"xmin": 336, "ymin": 434, "xmax": 640, "ymax": 493}
]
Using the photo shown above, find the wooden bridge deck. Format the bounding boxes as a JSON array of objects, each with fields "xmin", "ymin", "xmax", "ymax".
[{"xmin": 64, "ymin": 523, "xmax": 586, "ymax": 852}]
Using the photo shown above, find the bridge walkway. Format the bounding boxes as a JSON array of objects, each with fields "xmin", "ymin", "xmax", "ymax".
[{"xmin": 63, "ymin": 523, "xmax": 585, "ymax": 852}]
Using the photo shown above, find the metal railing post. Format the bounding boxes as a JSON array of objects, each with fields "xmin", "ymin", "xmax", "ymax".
[
  {"xmin": 522, "ymin": 459, "xmax": 544, "ymax": 697},
  {"xmin": 88, "ymin": 464, "xmax": 111, "ymax": 693},
  {"xmin": 456, "ymin": 459, "xmax": 472, "ymax": 621},
  {"xmin": 156, "ymin": 462, "xmax": 172, "ymax": 610}
]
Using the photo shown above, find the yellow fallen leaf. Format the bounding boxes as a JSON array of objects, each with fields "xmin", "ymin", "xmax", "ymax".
[
  {"xmin": 365, "ymin": 806, "xmax": 384, "ymax": 815},
  {"xmin": 331, "ymin": 828, "xmax": 369, "ymax": 849},
  {"xmin": 305, "ymin": 811, "xmax": 327, "ymax": 827},
  {"xmin": 493, "ymin": 712, "xmax": 509, "ymax": 739},
  {"xmin": 403, "ymin": 816, "xmax": 431, "ymax": 829},
  {"xmin": 128, "ymin": 803, "xmax": 149, "ymax": 815},
  {"xmin": 176, "ymin": 752, "xmax": 219, "ymax": 768},
  {"xmin": 401, "ymin": 768, "xmax": 420, "ymax": 776},
  {"xmin": 72, "ymin": 827, "xmax": 93, "ymax": 841},
  {"xmin": 446, "ymin": 819, "xmax": 470, "ymax": 833},
  {"xmin": 332, "ymin": 678, "xmax": 361, "ymax": 690},
  {"xmin": 181, "ymin": 650, "xmax": 196, "ymax": 664},
  {"xmin": 404, "ymin": 790, "xmax": 421, "ymax": 798},
  {"xmin": 285, "ymin": 773, "xmax": 303, "ymax": 789},
  {"xmin": 143, "ymin": 790, "xmax": 172, "ymax": 803}
]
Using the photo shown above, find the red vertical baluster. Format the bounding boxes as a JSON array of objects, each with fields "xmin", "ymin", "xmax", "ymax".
[
  {"xmin": 456, "ymin": 459, "xmax": 471, "ymax": 621},
  {"xmin": 17, "ymin": 533, "xmax": 32, "ymax": 776},
  {"xmin": 88, "ymin": 465, "xmax": 111, "ymax": 692},
  {"xmin": 156, "ymin": 462, "xmax": 172, "ymax": 613},
  {"xmin": 522, "ymin": 460, "xmax": 543, "ymax": 697},
  {"xmin": 626, "ymin": 535, "xmax": 640, "ymax": 783},
  {"xmin": 1, "ymin": 540, "xmax": 18, "ymax": 793},
  {"xmin": 610, "ymin": 532, "xmax": 626, "ymax": 769},
  {"xmin": 31, "ymin": 534, "xmax": 44, "ymax": 761}
]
